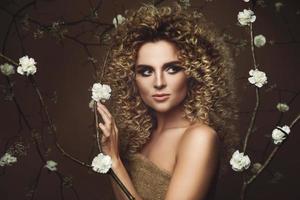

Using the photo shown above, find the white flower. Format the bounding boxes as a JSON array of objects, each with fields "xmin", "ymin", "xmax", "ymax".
[
  {"xmin": 44, "ymin": 160, "xmax": 58, "ymax": 171},
  {"xmin": 0, "ymin": 152, "xmax": 17, "ymax": 167},
  {"xmin": 243, "ymin": 0, "xmax": 250, "ymax": 2},
  {"xmin": 91, "ymin": 153, "xmax": 112, "ymax": 173},
  {"xmin": 238, "ymin": 9, "xmax": 256, "ymax": 26},
  {"xmin": 254, "ymin": 34, "xmax": 266, "ymax": 47},
  {"xmin": 0, "ymin": 63, "xmax": 15, "ymax": 76},
  {"xmin": 275, "ymin": 2, "xmax": 284, "ymax": 12},
  {"xmin": 230, "ymin": 150, "xmax": 251, "ymax": 172},
  {"xmin": 112, "ymin": 14, "xmax": 125, "ymax": 28},
  {"xmin": 248, "ymin": 69, "xmax": 268, "ymax": 88},
  {"xmin": 272, "ymin": 125, "xmax": 290, "ymax": 144},
  {"xmin": 91, "ymin": 83, "xmax": 112, "ymax": 102},
  {"xmin": 276, "ymin": 103, "xmax": 289, "ymax": 112},
  {"xmin": 179, "ymin": 0, "xmax": 191, "ymax": 8},
  {"xmin": 17, "ymin": 55, "xmax": 37, "ymax": 76}
]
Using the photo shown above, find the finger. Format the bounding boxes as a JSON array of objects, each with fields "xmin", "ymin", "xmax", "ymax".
[
  {"xmin": 113, "ymin": 123, "xmax": 118, "ymax": 135},
  {"xmin": 113, "ymin": 125, "xmax": 118, "ymax": 142},
  {"xmin": 99, "ymin": 123, "xmax": 110, "ymax": 137},
  {"xmin": 101, "ymin": 135, "xmax": 109, "ymax": 144},
  {"xmin": 97, "ymin": 102, "xmax": 112, "ymax": 118},
  {"xmin": 97, "ymin": 105, "xmax": 112, "ymax": 127}
]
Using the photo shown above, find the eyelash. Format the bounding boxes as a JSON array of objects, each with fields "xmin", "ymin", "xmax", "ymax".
[{"xmin": 137, "ymin": 65, "xmax": 184, "ymax": 77}]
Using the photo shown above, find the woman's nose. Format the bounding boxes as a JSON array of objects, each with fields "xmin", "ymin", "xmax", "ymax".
[{"xmin": 153, "ymin": 72, "xmax": 166, "ymax": 89}]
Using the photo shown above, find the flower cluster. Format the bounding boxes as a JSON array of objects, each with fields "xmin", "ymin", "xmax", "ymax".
[
  {"xmin": 230, "ymin": 150, "xmax": 251, "ymax": 172},
  {"xmin": 91, "ymin": 83, "xmax": 112, "ymax": 102},
  {"xmin": 238, "ymin": 9, "xmax": 256, "ymax": 26},
  {"xmin": 248, "ymin": 69, "xmax": 268, "ymax": 88},
  {"xmin": 0, "ymin": 152, "xmax": 17, "ymax": 167},
  {"xmin": 44, "ymin": 160, "xmax": 58, "ymax": 171},
  {"xmin": 112, "ymin": 14, "xmax": 125, "ymax": 28},
  {"xmin": 0, "ymin": 63, "xmax": 15, "ymax": 76},
  {"xmin": 17, "ymin": 55, "xmax": 37, "ymax": 76},
  {"xmin": 91, "ymin": 153, "xmax": 112, "ymax": 173},
  {"xmin": 272, "ymin": 125, "xmax": 290, "ymax": 145}
]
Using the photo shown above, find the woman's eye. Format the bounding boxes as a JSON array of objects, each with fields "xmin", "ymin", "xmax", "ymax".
[
  {"xmin": 137, "ymin": 68, "xmax": 152, "ymax": 77},
  {"xmin": 166, "ymin": 66, "xmax": 184, "ymax": 74}
]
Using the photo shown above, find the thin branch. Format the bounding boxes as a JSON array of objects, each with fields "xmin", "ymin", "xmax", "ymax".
[
  {"xmin": 109, "ymin": 169, "xmax": 136, "ymax": 200},
  {"xmin": 249, "ymin": 23, "xmax": 258, "ymax": 69},
  {"xmin": 28, "ymin": 76, "xmax": 91, "ymax": 167},
  {"xmin": 241, "ymin": 113, "xmax": 300, "ymax": 200},
  {"xmin": 0, "ymin": 0, "xmax": 36, "ymax": 53},
  {"xmin": 243, "ymin": 88, "xmax": 260, "ymax": 152},
  {"xmin": 30, "ymin": 165, "xmax": 44, "ymax": 200}
]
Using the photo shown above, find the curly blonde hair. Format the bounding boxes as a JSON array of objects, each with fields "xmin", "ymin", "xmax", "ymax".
[{"xmin": 100, "ymin": 4, "xmax": 239, "ymax": 173}]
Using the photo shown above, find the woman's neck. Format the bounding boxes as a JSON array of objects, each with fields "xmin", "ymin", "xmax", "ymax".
[{"xmin": 154, "ymin": 103, "xmax": 191, "ymax": 133}]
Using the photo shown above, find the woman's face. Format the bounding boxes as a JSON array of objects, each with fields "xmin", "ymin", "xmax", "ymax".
[{"xmin": 134, "ymin": 40, "xmax": 188, "ymax": 113}]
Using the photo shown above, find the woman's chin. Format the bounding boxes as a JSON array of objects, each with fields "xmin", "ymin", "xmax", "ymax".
[{"xmin": 150, "ymin": 104, "xmax": 173, "ymax": 113}]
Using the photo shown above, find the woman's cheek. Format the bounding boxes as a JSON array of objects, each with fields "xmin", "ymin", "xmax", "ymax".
[{"xmin": 135, "ymin": 79, "xmax": 151, "ymax": 101}]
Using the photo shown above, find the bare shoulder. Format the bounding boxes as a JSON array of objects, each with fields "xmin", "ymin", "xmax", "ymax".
[
  {"xmin": 177, "ymin": 123, "xmax": 219, "ymax": 155},
  {"xmin": 165, "ymin": 123, "xmax": 220, "ymax": 199},
  {"xmin": 185, "ymin": 122, "xmax": 218, "ymax": 139}
]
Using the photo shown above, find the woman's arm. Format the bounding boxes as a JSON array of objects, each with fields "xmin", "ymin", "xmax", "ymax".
[
  {"xmin": 97, "ymin": 102, "xmax": 142, "ymax": 200},
  {"xmin": 109, "ymin": 158, "xmax": 143, "ymax": 200},
  {"xmin": 164, "ymin": 124, "xmax": 220, "ymax": 200}
]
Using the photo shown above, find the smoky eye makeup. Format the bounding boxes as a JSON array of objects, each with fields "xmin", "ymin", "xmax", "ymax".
[
  {"xmin": 136, "ymin": 66, "xmax": 153, "ymax": 77},
  {"xmin": 165, "ymin": 65, "xmax": 185, "ymax": 74},
  {"xmin": 135, "ymin": 61, "xmax": 185, "ymax": 77}
]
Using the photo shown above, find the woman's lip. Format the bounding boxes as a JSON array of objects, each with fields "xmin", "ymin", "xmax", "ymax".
[
  {"xmin": 152, "ymin": 94, "xmax": 170, "ymax": 97},
  {"xmin": 152, "ymin": 95, "xmax": 170, "ymax": 102}
]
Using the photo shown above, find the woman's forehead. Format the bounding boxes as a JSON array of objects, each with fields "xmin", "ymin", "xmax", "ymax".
[{"xmin": 136, "ymin": 40, "xmax": 179, "ymax": 65}]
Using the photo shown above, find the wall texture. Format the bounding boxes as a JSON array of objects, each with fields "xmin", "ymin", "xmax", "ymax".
[{"xmin": 0, "ymin": 0, "xmax": 299, "ymax": 200}]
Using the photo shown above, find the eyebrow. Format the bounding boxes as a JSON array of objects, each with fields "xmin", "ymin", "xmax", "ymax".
[{"xmin": 134, "ymin": 61, "xmax": 182, "ymax": 70}]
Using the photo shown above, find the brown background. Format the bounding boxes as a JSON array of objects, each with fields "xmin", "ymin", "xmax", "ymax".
[{"xmin": 0, "ymin": 0, "xmax": 299, "ymax": 200}]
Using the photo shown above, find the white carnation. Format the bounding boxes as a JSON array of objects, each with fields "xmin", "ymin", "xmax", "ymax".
[
  {"xmin": 44, "ymin": 160, "xmax": 58, "ymax": 171},
  {"xmin": 91, "ymin": 83, "xmax": 112, "ymax": 102},
  {"xmin": 112, "ymin": 14, "xmax": 125, "ymax": 28},
  {"xmin": 276, "ymin": 103, "xmax": 289, "ymax": 112},
  {"xmin": 230, "ymin": 150, "xmax": 251, "ymax": 172},
  {"xmin": 0, "ymin": 63, "xmax": 15, "ymax": 76},
  {"xmin": 91, "ymin": 153, "xmax": 112, "ymax": 173},
  {"xmin": 238, "ymin": 9, "xmax": 256, "ymax": 26},
  {"xmin": 272, "ymin": 125, "xmax": 290, "ymax": 144},
  {"xmin": 248, "ymin": 69, "xmax": 268, "ymax": 88},
  {"xmin": 0, "ymin": 152, "xmax": 17, "ymax": 167},
  {"xmin": 17, "ymin": 55, "xmax": 37, "ymax": 76},
  {"xmin": 254, "ymin": 34, "xmax": 266, "ymax": 47}
]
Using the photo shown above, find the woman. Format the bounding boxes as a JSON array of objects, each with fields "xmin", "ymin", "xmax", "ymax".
[{"xmin": 97, "ymin": 3, "xmax": 239, "ymax": 200}]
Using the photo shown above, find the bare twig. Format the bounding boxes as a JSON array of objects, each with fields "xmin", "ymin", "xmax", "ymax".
[{"xmin": 243, "ymin": 88, "xmax": 260, "ymax": 152}]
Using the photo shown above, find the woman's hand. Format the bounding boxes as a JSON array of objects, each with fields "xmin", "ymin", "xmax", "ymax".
[{"xmin": 97, "ymin": 102, "xmax": 120, "ymax": 164}]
